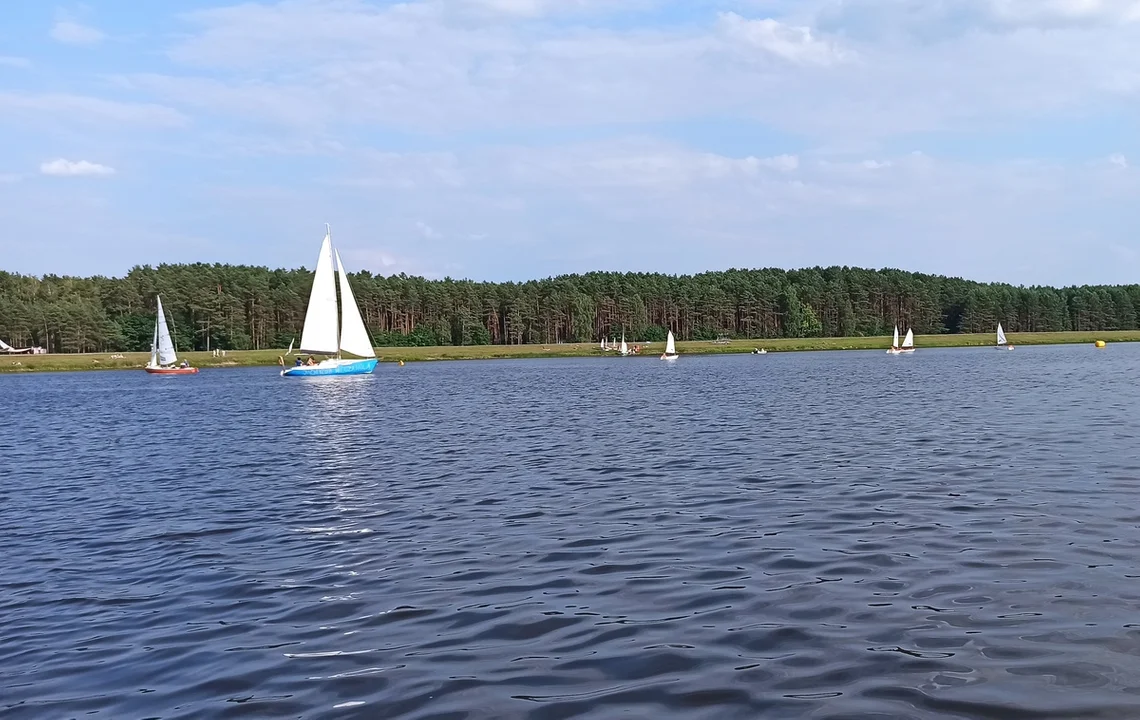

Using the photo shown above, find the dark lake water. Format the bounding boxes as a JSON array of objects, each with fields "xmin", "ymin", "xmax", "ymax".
[{"xmin": 5, "ymin": 344, "xmax": 1140, "ymax": 719}]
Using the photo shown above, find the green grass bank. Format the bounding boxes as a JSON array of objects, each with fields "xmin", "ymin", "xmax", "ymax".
[{"xmin": 1, "ymin": 330, "xmax": 1133, "ymax": 374}]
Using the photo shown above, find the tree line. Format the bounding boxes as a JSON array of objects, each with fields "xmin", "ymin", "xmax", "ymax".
[{"xmin": 1, "ymin": 264, "xmax": 1137, "ymax": 353}]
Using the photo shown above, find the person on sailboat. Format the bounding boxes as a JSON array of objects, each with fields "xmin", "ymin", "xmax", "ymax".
[
  {"xmin": 295, "ymin": 356, "xmax": 304, "ymax": 366},
  {"xmin": 306, "ymin": 356, "xmax": 317, "ymax": 366}
]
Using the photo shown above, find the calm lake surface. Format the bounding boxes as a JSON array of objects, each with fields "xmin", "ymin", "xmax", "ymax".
[{"xmin": 5, "ymin": 345, "xmax": 1140, "ymax": 719}]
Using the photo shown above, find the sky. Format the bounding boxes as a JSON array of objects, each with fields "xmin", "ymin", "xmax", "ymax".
[{"xmin": 1, "ymin": 0, "xmax": 1139, "ymax": 285}]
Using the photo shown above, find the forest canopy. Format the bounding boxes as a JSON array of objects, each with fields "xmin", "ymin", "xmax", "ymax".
[{"xmin": 0, "ymin": 264, "xmax": 1136, "ymax": 353}]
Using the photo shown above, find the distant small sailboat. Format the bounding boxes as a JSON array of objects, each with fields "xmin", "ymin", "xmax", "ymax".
[
  {"xmin": 145, "ymin": 295, "xmax": 198, "ymax": 375},
  {"xmin": 620, "ymin": 332, "xmax": 629, "ymax": 357},
  {"xmin": 281, "ymin": 225, "xmax": 378, "ymax": 377},
  {"xmin": 661, "ymin": 330, "xmax": 678, "ymax": 361},
  {"xmin": 600, "ymin": 337, "xmax": 607, "ymax": 351},
  {"xmin": 996, "ymin": 323, "xmax": 1013, "ymax": 350},
  {"xmin": 887, "ymin": 325, "xmax": 915, "ymax": 355},
  {"xmin": 752, "ymin": 348, "xmax": 767, "ymax": 355}
]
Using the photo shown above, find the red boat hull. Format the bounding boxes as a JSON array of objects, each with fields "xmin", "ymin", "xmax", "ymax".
[{"xmin": 144, "ymin": 366, "xmax": 199, "ymax": 375}]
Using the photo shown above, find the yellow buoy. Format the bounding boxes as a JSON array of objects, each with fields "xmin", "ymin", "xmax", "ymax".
[{"xmin": 1095, "ymin": 340, "xmax": 1106, "ymax": 348}]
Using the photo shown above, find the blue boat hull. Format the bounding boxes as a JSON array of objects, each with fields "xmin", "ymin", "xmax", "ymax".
[{"xmin": 281, "ymin": 358, "xmax": 378, "ymax": 377}]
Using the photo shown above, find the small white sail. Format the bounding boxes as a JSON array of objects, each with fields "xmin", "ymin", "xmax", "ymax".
[
  {"xmin": 600, "ymin": 338, "xmax": 606, "ymax": 350},
  {"xmin": 334, "ymin": 248, "xmax": 376, "ymax": 358},
  {"xmin": 996, "ymin": 323, "xmax": 1007, "ymax": 346},
  {"xmin": 892, "ymin": 325, "xmax": 900, "ymax": 348},
  {"xmin": 901, "ymin": 328, "xmax": 914, "ymax": 348},
  {"xmin": 299, "ymin": 230, "xmax": 340, "ymax": 355},
  {"xmin": 149, "ymin": 322, "xmax": 159, "ymax": 367},
  {"xmin": 664, "ymin": 330, "xmax": 676, "ymax": 355},
  {"xmin": 620, "ymin": 334, "xmax": 628, "ymax": 355},
  {"xmin": 0, "ymin": 339, "xmax": 11, "ymax": 351},
  {"xmin": 155, "ymin": 296, "xmax": 178, "ymax": 366}
]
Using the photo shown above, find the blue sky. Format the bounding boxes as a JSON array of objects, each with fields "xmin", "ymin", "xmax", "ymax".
[{"xmin": 2, "ymin": 0, "xmax": 1139, "ymax": 285}]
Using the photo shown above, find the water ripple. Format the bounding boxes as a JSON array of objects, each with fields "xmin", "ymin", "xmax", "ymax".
[{"xmin": 4, "ymin": 345, "xmax": 1140, "ymax": 718}]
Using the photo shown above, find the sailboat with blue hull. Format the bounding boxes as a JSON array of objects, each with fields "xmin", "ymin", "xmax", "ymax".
[{"xmin": 282, "ymin": 225, "xmax": 377, "ymax": 377}]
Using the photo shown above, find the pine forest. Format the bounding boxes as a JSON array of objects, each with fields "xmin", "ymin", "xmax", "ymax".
[{"xmin": 1, "ymin": 265, "xmax": 1137, "ymax": 353}]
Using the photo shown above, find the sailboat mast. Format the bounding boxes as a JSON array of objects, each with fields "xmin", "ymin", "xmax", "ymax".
[{"xmin": 329, "ymin": 223, "xmax": 342, "ymax": 360}]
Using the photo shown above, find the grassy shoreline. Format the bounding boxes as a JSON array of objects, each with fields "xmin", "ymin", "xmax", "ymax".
[{"xmin": 1, "ymin": 330, "xmax": 1132, "ymax": 374}]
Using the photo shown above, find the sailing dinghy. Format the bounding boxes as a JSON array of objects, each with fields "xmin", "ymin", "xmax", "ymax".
[
  {"xmin": 145, "ymin": 295, "xmax": 198, "ymax": 374},
  {"xmin": 619, "ymin": 333, "xmax": 629, "ymax": 357},
  {"xmin": 661, "ymin": 330, "xmax": 678, "ymax": 361},
  {"xmin": 996, "ymin": 323, "xmax": 1013, "ymax": 350},
  {"xmin": 0, "ymin": 338, "xmax": 32, "ymax": 355},
  {"xmin": 281, "ymin": 225, "xmax": 377, "ymax": 377},
  {"xmin": 887, "ymin": 325, "xmax": 915, "ymax": 355}
]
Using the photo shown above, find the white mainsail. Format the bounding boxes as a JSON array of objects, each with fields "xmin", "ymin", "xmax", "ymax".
[
  {"xmin": 901, "ymin": 328, "xmax": 914, "ymax": 348},
  {"xmin": 892, "ymin": 325, "xmax": 900, "ymax": 348},
  {"xmin": 620, "ymin": 333, "xmax": 628, "ymax": 355},
  {"xmin": 155, "ymin": 296, "xmax": 178, "ymax": 366},
  {"xmin": 334, "ymin": 248, "xmax": 376, "ymax": 359},
  {"xmin": 996, "ymin": 323, "xmax": 1007, "ymax": 346},
  {"xmin": 0, "ymin": 339, "xmax": 11, "ymax": 351},
  {"xmin": 149, "ymin": 322, "xmax": 159, "ymax": 367},
  {"xmin": 664, "ymin": 330, "xmax": 676, "ymax": 356},
  {"xmin": 299, "ymin": 231, "xmax": 340, "ymax": 355}
]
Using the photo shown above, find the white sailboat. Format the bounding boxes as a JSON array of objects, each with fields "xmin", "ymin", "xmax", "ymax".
[
  {"xmin": 0, "ymin": 338, "xmax": 32, "ymax": 355},
  {"xmin": 661, "ymin": 330, "xmax": 678, "ymax": 361},
  {"xmin": 996, "ymin": 323, "xmax": 1013, "ymax": 350},
  {"xmin": 619, "ymin": 332, "xmax": 629, "ymax": 356},
  {"xmin": 887, "ymin": 325, "xmax": 915, "ymax": 355},
  {"xmin": 145, "ymin": 295, "xmax": 197, "ymax": 374},
  {"xmin": 281, "ymin": 225, "xmax": 378, "ymax": 377}
]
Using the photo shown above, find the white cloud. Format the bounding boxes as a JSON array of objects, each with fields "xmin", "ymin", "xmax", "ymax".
[
  {"xmin": 9, "ymin": 1, "xmax": 1140, "ymax": 286},
  {"xmin": 1108, "ymin": 152, "xmax": 1129, "ymax": 167},
  {"xmin": 415, "ymin": 220, "xmax": 442, "ymax": 239},
  {"xmin": 717, "ymin": 13, "xmax": 849, "ymax": 65},
  {"xmin": 124, "ymin": 0, "xmax": 1140, "ymax": 147},
  {"xmin": 40, "ymin": 159, "xmax": 116, "ymax": 177},
  {"xmin": 984, "ymin": 0, "xmax": 1140, "ymax": 27},
  {"xmin": 813, "ymin": 0, "xmax": 1140, "ymax": 38},
  {"xmin": 455, "ymin": 0, "xmax": 645, "ymax": 17},
  {"xmin": 299, "ymin": 139, "xmax": 1140, "ymax": 284},
  {"xmin": 50, "ymin": 20, "xmax": 105, "ymax": 46},
  {"xmin": 759, "ymin": 154, "xmax": 800, "ymax": 171},
  {"xmin": 141, "ymin": 3, "xmax": 854, "ymax": 134}
]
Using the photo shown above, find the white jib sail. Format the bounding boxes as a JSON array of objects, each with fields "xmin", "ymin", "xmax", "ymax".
[
  {"xmin": 901, "ymin": 328, "xmax": 914, "ymax": 348},
  {"xmin": 996, "ymin": 323, "xmax": 1007, "ymax": 346},
  {"xmin": 620, "ymin": 334, "xmax": 628, "ymax": 355},
  {"xmin": 334, "ymin": 248, "xmax": 376, "ymax": 358},
  {"xmin": 892, "ymin": 325, "xmax": 900, "ymax": 348},
  {"xmin": 299, "ymin": 231, "xmax": 340, "ymax": 355},
  {"xmin": 665, "ymin": 330, "xmax": 676, "ymax": 355},
  {"xmin": 156, "ymin": 296, "xmax": 178, "ymax": 366}
]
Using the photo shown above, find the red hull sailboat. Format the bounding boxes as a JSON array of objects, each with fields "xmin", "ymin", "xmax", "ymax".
[{"xmin": 145, "ymin": 295, "xmax": 197, "ymax": 375}]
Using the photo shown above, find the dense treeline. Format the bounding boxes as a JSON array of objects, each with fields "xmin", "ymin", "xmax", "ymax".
[{"xmin": 1, "ymin": 264, "xmax": 1138, "ymax": 353}]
